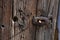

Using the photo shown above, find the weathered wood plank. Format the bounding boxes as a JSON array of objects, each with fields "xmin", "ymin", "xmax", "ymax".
[
  {"xmin": 0, "ymin": 0, "xmax": 3, "ymax": 40},
  {"xmin": 52, "ymin": 0, "xmax": 59, "ymax": 40},
  {"xmin": 36, "ymin": 0, "xmax": 59, "ymax": 40},
  {"xmin": 2, "ymin": 0, "xmax": 12, "ymax": 40},
  {"xmin": 12, "ymin": 0, "xmax": 36, "ymax": 40}
]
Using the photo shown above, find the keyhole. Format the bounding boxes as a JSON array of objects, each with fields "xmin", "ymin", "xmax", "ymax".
[{"xmin": 13, "ymin": 16, "xmax": 18, "ymax": 22}]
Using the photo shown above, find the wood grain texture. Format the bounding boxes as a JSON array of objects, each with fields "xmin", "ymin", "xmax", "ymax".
[
  {"xmin": 13, "ymin": 0, "xmax": 59, "ymax": 40},
  {"xmin": 0, "ymin": 0, "xmax": 3, "ymax": 40},
  {"xmin": 12, "ymin": 0, "xmax": 36, "ymax": 40},
  {"xmin": 36, "ymin": 0, "xmax": 59, "ymax": 40},
  {"xmin": 1, "ymin": 0, "xmax": 12, "ymax": 40},
  {"xmin": 0, "ymin": 0, "xmax": 59, "ymax": 40}
]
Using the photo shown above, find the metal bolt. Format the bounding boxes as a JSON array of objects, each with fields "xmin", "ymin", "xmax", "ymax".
[{"xmin": 39, "ymin": 20, "xmax": 42, "ymax": 23}]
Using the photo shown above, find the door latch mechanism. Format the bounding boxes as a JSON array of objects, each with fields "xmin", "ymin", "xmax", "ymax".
[{"xmin": 32, "ymin": 16, "xmax": 50, "ymax": 26}]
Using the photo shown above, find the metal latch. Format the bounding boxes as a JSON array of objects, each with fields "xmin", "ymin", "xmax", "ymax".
[{"xmin": 32, "ymin": 16, "xmax": 50, "ymax": 26}]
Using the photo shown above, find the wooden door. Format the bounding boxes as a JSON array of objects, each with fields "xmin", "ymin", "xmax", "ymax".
[{"xmin": 0, "ymin": 0, "xmax": 59, "ymax": 40}]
